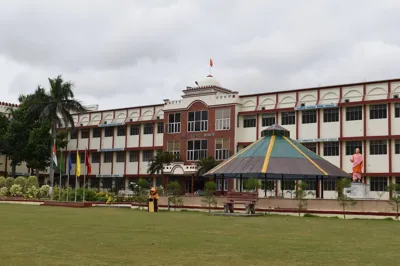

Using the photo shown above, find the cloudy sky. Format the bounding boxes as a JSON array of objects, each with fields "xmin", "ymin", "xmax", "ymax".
[{"xmin": 1, "ymin": 0, "xmax": 400, "ymax": 109}]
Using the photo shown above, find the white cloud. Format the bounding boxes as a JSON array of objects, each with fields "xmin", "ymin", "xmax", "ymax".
[{"xmin": 1, "ymin": 0, "xmax": 400, "ymax": 109}]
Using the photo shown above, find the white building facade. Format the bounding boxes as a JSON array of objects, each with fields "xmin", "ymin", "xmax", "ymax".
[{"xmin": 2, "ymin": 76, "xmax": 400, "ymax": 200}]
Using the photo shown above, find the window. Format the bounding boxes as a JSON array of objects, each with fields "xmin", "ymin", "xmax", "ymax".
[
  {"xmin": 167, "ymin": 141, "xmax": 180, "ymax": 155},
  {"xmin": 243, "ymin": 115, "xmax": 256, "ymax": 128},
  {"xmin": 369, "ymin": 104, "xmax": 387, "ymax": 119},
  {"xmin": 345, "ymin": 141, "xmax": 362, "ymax": 156},
  {"xmin": 188, "ymin": 111, "xmax": 208, "ymax": 132},
  {"xmin": 129, "ymin": 151, "xmax": 139, "ymax": 162},
  {"xmin": 167, "ymin": 113, "xmax": 181, "ymax": 133},
  {"xmin": 282, "ymin": 180, "xmax": 295, "ymax": 190},
  {"xmin": 395, "ymin": 103, "xmax": 400, "ymax": 118},
  {"xmin": 216, "ymin": 179, "xmax": 228, "ymax": 191},
  {"xmin": 91, "ymin": 153, "xmax": 100, "ymax": 163},
  {"xmin": 79, "ymin": 152, "xmax": 84, "ymax": 164},
  {"xmin": 93, "ymin": 128, "xmax": 101, "ymax": 138},
  {"xmin": 304, "ymin": 180, "xmax": 316, "ymax": 190},
  {"xmin": 302, "ymin": 110, "xmax": 317, "ymax": 124},
  {"xmin": 281, "ymin": 112, "xmax": 295, "ymax": 125},
  {"xmin": 323, "ymin": 142, "xmax": 339, "ymax": 156},
  {"xmin": 70, "ymin": 152, "xmax": 76, "ymax": 164},
  {"xmin": 261, "ymin": 113, "xmax": 275, "ymax": 127},
  {"xmin": 261, "ymin": 180, "xmax": 275, "ymax": 191},
  {"xmin": 370, "ymin": 140, "xmax": 387, "ymax": 155},
  {"xmin": 187, "ymin": 140, "xmax": 208, "ymax": 161},
  {"xmin": 302, "ymin": 143, "xmax": 317, "ymax": 153},
  {"xmin": 396, "ymin": 140, "xmax": 400, "ymax": 154},
  {"xmin": 117, "ymin": 126, "xmax": 126, "ymax": 136},
  {"xmin": 144, "ymin": 123, "xmax": 153, "ymax": 135},
  {"xmin": 215, "ymin": 139, "xmax": 230, "ymax": 160},
  {"xmin": 323, "ymin": 179, "xmax": 336, "ymax": 191},
  {"xmin": 81, "ymin": 130, "xmax": 89, "ymax": 139},
  {"xmin": 130, "ymin": 125, "xmax": 139, "ymax": 135},
  {"xmin": 142, "ymin": 150, "xmax": 153, "ymax": 162},
  {"xmin": 370, "ymin": 177, "xmax": 388, "ymax": 192},
  {"xmin": 70, "ymin": 130, "xmax": 77, "ymax": 140},
  {"xmin": 105, "ymin": 128, "xmax": 114, "ymax": 137},
  {"xmin": 323, "ymin": 108, "xmax": 339, "ymax": 122},
  {"xmin": 216, "ymin": 108, "xmax": 230, "ymax": 130},
  {"xmin": 116, "ymin": 151, "xmax": 125, "ymax": 163},
  {"xmin": 157, "ymin": 123, "xmax": 164, "ymax": 133},
  {"xmin": 104, "ymin": 153, "xmax": 112, "ymax": 163},
  {"xmin": 346, "ymin": 106, "xmax": 362, "ymax": 121}
]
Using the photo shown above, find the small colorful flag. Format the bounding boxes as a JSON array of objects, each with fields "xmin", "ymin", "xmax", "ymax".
[
  {"xmin": 76, "ymin": 152, "xmax": 81, "ymax": 177},
  {"xmin": 68, "ymin": 152, "xmax": 72, "ymax": 176},
  {"xmin": 210, "ymin": 58, "xmax": 213, "ymax": 67},
  {"xmin": 52, "ymin": 142, "xmax": 58, "ymax": 167},
  {"xmin": 59, "ymin": 151, "xmax": 65, "ymax": 172},
  {"xmin": 85, "ymin": 149, "xmax": 92, "ymax": 175}
]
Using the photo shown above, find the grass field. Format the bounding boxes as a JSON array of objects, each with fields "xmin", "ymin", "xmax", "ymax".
[{"xmin": 0, "ymin": 205, "xmax": 400, "ymax": 266}]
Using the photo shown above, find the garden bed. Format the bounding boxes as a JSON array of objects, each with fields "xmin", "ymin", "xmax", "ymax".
[{"xmin": 41, "ymin": 201, "xmax": 93, "ymax": 208}]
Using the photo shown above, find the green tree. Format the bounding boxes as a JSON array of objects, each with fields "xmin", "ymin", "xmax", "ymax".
[
  {"xmin": 295, "ymin": 181, "xmax": 315, "ymax": 216},
  {"xmin": 132, "ymin": 178, "xmax": 150, "ymax": 209},
  {"xmin": 244, "ymin": 178, "xmax": 261, "ymax": 191},
  {"xmin": 24, "ymin": 76, "xmax": 87, "ymax": 189},
  {"xmin": 201, "ymin": 181, "xmax": 217, "ymax": 213},
  {"xmin": 0, "ymin": 113, "xmax": 9, "ymax": 157},
  {"xmin": 387, "ymin": 183, "xmax": 400, "ymax": 220},
  {"xmin": 3, "ymin": 108, "xmax": 30, "ymax": 177},
  {"xmin": 167, "ymin": 181, "xmax": 183, "ymax": 210},
  {"xmin": 336, "ymin": 178, "xmax": 357, "ymax": 219},
  {"xmin": 197, "ymin": 156, "xmax": 220, "ymax": 176}
]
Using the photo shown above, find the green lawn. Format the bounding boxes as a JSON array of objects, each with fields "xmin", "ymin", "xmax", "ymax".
[{"xmin": 0, "ymin": 205, "xmax": 400, "ymax": 266}]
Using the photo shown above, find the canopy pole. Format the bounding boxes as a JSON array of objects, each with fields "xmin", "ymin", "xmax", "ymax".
[
  {"xmin": 221, "ymin": 174, "xmax": 225, "ymax": 196},
  {"xmin": 239, "ymin": 174, "xmax": 242, "ymax": 192},
  {"xmin": 264, "ymin": 174, "xmax": 267, "ymax": 198},
  {"xmin": 316, "ymin": 175, "xmax": 320, "ymax": 198},
  {"xmin": 281, "ymin": 174, "xmax": 284, "ymax": 198},
  {"xmin": 320, "ymin": 176, "xmax": 324, "ymax": 199}
]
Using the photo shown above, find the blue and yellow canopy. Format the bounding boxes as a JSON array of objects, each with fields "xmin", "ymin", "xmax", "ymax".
[{"xmin": 205, "ymin": 124, "xmax": 349, "ymax": 179}]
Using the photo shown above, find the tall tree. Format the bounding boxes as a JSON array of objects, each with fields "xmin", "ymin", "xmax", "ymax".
[
  {"xmin": 3, "ymin": 108, "xmax": 30, "ymax": 177},
  {"xmin": 24, "ymin": 75, "xmax": 87, "ymax": 189},
  {"xmin": 147, "ymin": 150, "xmax": 177, "ymax": 175}
]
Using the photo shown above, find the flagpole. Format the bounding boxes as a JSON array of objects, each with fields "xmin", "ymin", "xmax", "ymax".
[
  {"xmin": 66, "ymin": 150, "xmax": 70, "ymax": 201},
  {"xmin": 59, "ymin": 149, "xmax": 62, "ymax": 201},
  {"xmin": 83, "ymin": 148, "xmax": 87, "ymax": 202}
]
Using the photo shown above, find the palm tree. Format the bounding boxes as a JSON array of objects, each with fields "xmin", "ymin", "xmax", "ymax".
[
  {"xmin": 147, "ymin": 150, "xmax": 176, "ymax": 176},
  {"xmin": 26, "ymin": 75, "xmax": 87, "ymax": 191}
]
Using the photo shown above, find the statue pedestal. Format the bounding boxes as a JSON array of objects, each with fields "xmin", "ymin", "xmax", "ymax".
[{"xmin": 343, "ymin": 182, "xmax": 371, "ymax": 199}]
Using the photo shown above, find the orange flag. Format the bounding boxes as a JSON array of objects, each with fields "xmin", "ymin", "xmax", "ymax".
[{"xmin": 210, "ymin": 58, "xmax": 213, "ymax": 67}]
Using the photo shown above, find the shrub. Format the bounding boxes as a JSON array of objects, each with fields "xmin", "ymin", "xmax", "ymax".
[
  {"xmin": 244, "ymin": 178, "xmax": 261, "ymax": 191},
  {"xmin": 61, "ymin": 187, "xmax": 74, "ymax": 201},
  {"xmin": 52, "ymin": 186, "xmax": 60, "ymax": 201},
  {"xmin": 26, "ymin": 186, "xmax": 39, "ymax": 199},
  {"xmin": 5, "ymin": 177, "xmax": 14, "ymax": 189},
  {"xmin": 201, "ymin": 181, "xmax": 217, "ymax": 213},
  {"xmin": 0, "ymin": 187, "xmax": 8, "ymax": 198},
  {"xmin": 39, "ymin": 185, "xmax": 50, "ymax": 198},
  {"xmin": 14, "ymin": 176, "xmax": 27, "ymax": 192},
  {"xmin": 167, "ymin": 181, "xmax": 183, "ymax": 210},
  {"xmin": 84, "ymin": 188, "xmax": 98, "ymax": 201},
  {"xmin": 0, "ymin": 176, "xmax": 6, "ymax": 188},
  {"xmin": 25, "ymin": 176, "xmax": 39, "ymax": 192},
  {"xmin": 10, "ymin": 184, "xmax": 23, "ymax": 196}
]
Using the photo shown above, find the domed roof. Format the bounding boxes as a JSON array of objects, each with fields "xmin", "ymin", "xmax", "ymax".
[{"xmin": 197, "ymin": 74, "xmax": 221, "ymax": 87}]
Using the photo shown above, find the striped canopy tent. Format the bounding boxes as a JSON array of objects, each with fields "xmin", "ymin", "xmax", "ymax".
[{"xmin": 204, "ymin": 124, "xmax": 350, "ymax": 181}]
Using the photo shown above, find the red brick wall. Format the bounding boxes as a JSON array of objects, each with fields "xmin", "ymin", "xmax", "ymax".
[{"xmin": 163, "ymin": 101, "xmax": 236, "ymax": 163}]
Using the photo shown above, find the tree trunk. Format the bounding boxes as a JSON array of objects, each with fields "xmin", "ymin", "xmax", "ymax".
[
  {"xmin": 11, "ymin": 163, "xmax": 16, "ymax": 178},
  {"xmin": 49, "ymin": 121, "xmax": 57, "ymax": 198},
  {"xmin": 36, "ymin": 169, "xmax": 40, "ymax": 179}
]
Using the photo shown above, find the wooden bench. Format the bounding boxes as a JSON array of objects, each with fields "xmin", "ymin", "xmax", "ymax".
[{"xmin": 223, "ymin": 192, "xmax": 258, "ymax": 214}]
